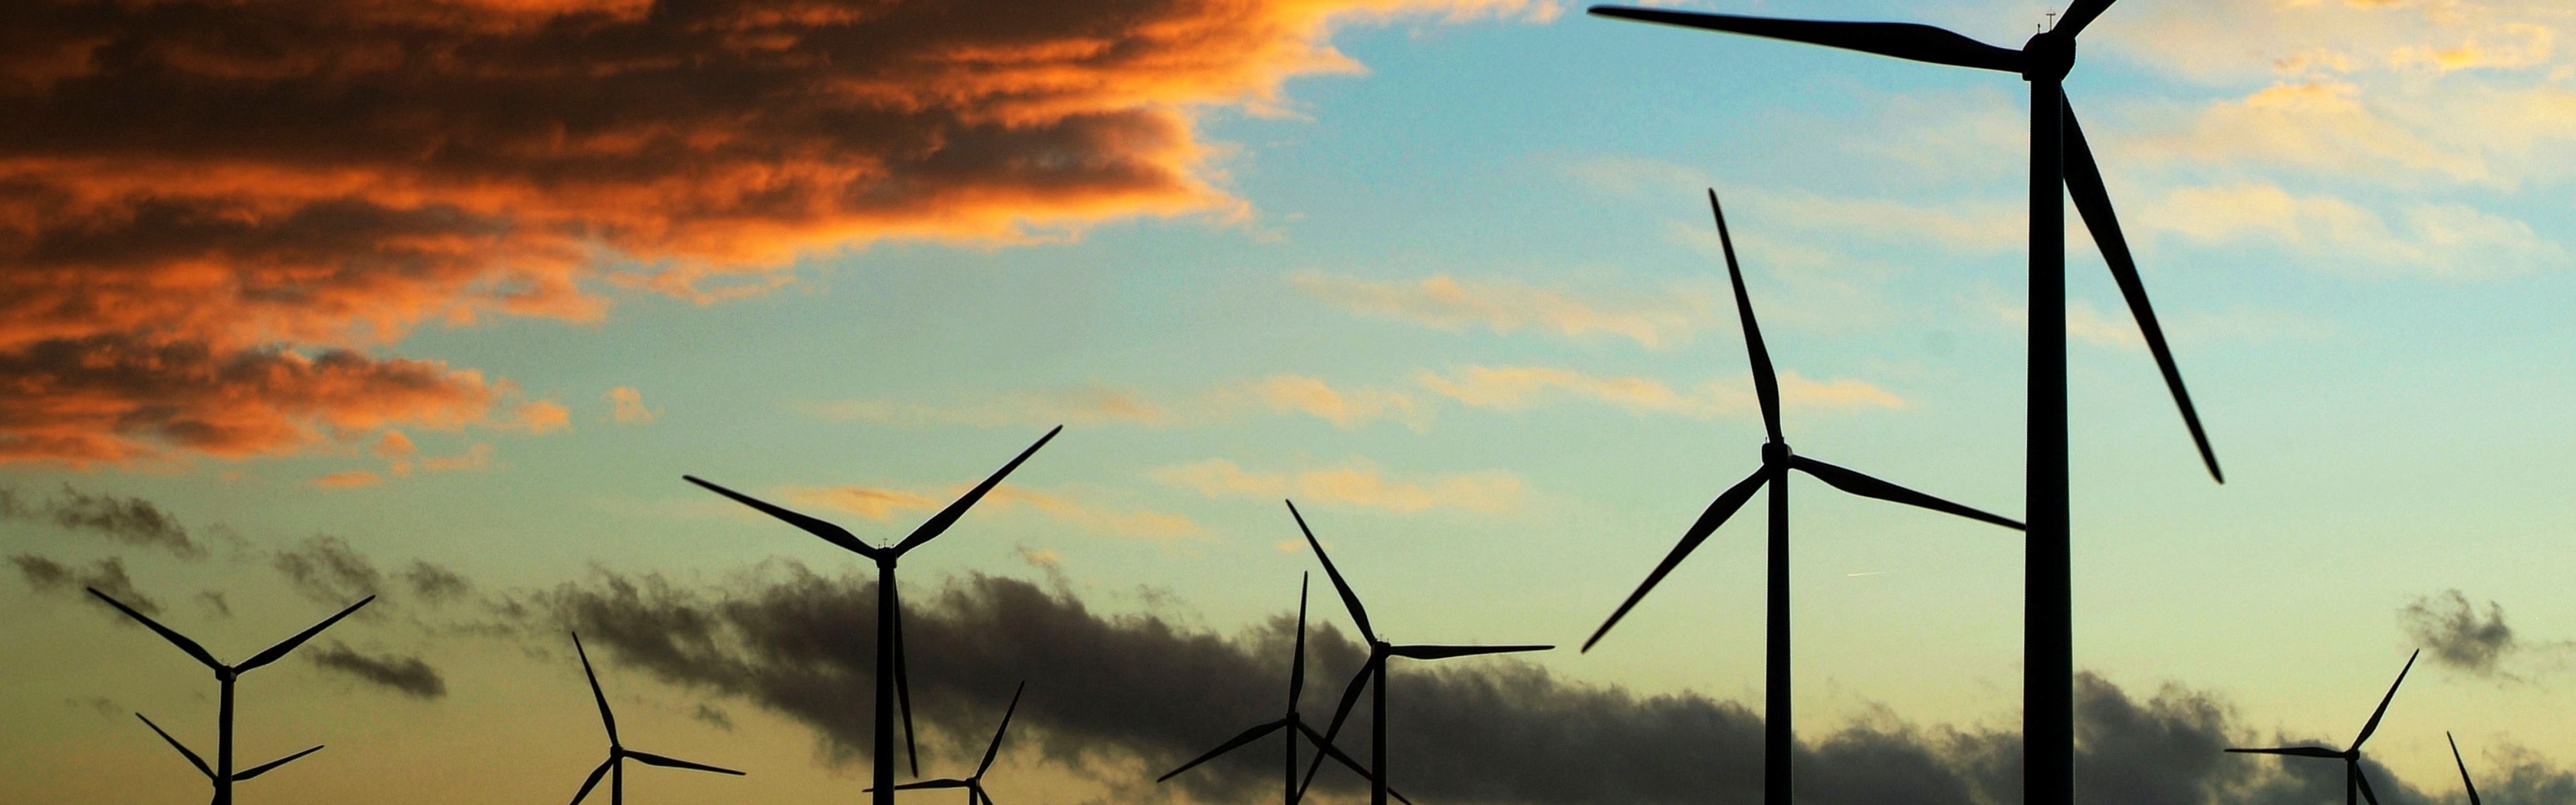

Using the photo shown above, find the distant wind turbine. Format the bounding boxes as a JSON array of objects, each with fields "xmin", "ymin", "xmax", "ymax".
[
  {"xmin": 2226, "ymin": 649, "xmax": 2419, "ymax": 805},
  {"xmin": 88, "ymin": 587, "xmax": 371, "ymax": 805},
  {"xmin": 1158, "ymin": 574, "xmax": 1410, "ymax": 804},
  {"xmin": 684, "ymin": 425, "xmax": 1060, "ymax": 805},
  {"xmin": 565, "ymin": 632, "xmax": 743, "ymax": 805},
  {"xmin": 1585, "ymin": 2, "xmax": 2226, "ymax": 802},
  {"xmin": 1288, "ymin": 500, "xmax": 1551, "ymax": 805},
  {"xmin": 1581, "ymin": 191, "xmax": 2024, "ymax": 805},
  {"xmin": 866, "ymin": 682, "xmax": 1025, "ymax": 805},
  {"xmin": 2448, "ymin": 731, "xmax": 2482, "ymax": 805}
]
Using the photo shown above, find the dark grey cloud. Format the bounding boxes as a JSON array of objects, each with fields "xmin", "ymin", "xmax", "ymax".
[
  {"xmin": 0, "ymin": 484, "xmax": 202, "ymax": 558},
  {"xmin": 692, "ymin": 704, "xmax": 737, "ymax": 731},
  {"xmin": 309, "ymin": 642, "xmax": 446, "ymax": 699},
  {"xmin": 196, "ymin": 590, "xmax": 231, "ymax": 618},
  {"xmin": 2403, "ymin": 590, "xmax": 2516, "ymax": 676},
  {"xmin": 11, "ymin": 554, "xmax": 159, "ymax": 614},
  {"xmin": 540, "ymin": 566, "xmax": 2489, "ymax": 805},
  {"xmin": 271, "ymin": 535, "xmax": 383, "ymax": 605},
  {"xmin": 399, "ymin": 560, "xmax": 472, "ymax": 604}
]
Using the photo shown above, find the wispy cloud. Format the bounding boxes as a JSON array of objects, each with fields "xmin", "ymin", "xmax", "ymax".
[
  {"xmin": 1417, "ymin": 364, "xmax": 1903, "ymax": 417},
  {"xmin": 784, "ymin": 484, "xmax": 1207, "ymax": 544},
  {"xmin": 1151, "ymin": 458, "xmax": 1523, "ymax": 513},
  {"xmin": 797, "ymin": 375, "xmax": 1426, "ymax": 431},
  {"xmin": 1292, "ymin": 272, "xmax": 1714, "ymax": 348},
  {"xmin": 2138, "ymin": 182, "xmax": 2564, "ymax": 278},
  {"xmin": 606, "ymin": 386, "xmax": 660, "ymax": 425}
]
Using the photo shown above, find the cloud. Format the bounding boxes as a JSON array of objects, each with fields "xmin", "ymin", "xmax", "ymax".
[
  {"xmin": 1152, "ymin": 458, "xmax": 1523, "ymax": 513},
  {"xmin": 800, "ymin": 374, "xmax": 1427, "ymax": 431},
  {"xmin": 10, "ymin": 554, "xmax": 159, "ymax": 614},
  {"xmin": 271, "ymin": 535, "xmax": 384, "ymax": 605},
  {"xmin": 785, "ymin": 483, "xmax": 1206, "ymax": 544},
  {"xmin": 2402, "ymin": 589, "xmax": 2518, "ymax": 676},
  {"xmin": 310, "ymin": 470, "xmax": 386, "ymax": 488},
  {"xmin": 309, "ymin": 642, "xmax": 447, "ymax": 699},
  {"xmin": 0, "ymin": 484, "xmax": 203, "ymax": 558},
  {"xmin": 1417, "ymin": 365, "xmax": 1903, "ymax": 418},
  {"xmin": 540, "ymin": 567, "xmax": 2489, "ymax": 805},
  {"xmin": 0, "ymin": 0, "xmax": 1549, "ymax": 464},
  {"xmin": 1292, "ymin": 273, "xmax": 1714, "ymax": 348},
  {"xmin": 400, "ymin": 562, "xmax": 473, "ymax": 605},
  {"xmin": 606, "ymin": 386, "xmax": 659, "ymax": 425},
  {"xmin": 2139, "ymin": 182, "xmax": 2564, "ymax": 278}
]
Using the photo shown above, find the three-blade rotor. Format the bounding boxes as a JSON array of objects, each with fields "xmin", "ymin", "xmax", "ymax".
[
  {"xmin": 89, "ymin": 587, "xmax": 375, "ymax": 675},
  {"xmin": 566, "ymin": 632, "xmax": 743, "ymax": 805},
  {"xmin": 1589, "ymin": 2, "xmax": 2223, "ymax": 483},
  {"xmin": 1579, "ymin": 192, "xmax": 2024, "ymax": 654},
  {"xmin": 2224, "ymin": 650, "xmax": 2418, "ymax": 805}
]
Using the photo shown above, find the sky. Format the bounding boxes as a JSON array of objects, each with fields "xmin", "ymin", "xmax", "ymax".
[{"xmin": 5, "ymin": 0, "xmax": 2576, "ymax": 803}]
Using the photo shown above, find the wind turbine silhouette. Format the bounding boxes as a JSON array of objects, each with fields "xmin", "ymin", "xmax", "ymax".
[
  {"xmin": 1287, "ymin": 500, "xmax": 1551, "ymax": 805},
  {"xmin": 87, "ymin": 587, "xmax": 370, "ymax": 805},
  {"xmin": 1580, "ymin": 190, "xmax": 2026, "ymax": 805},
  {"xmin": 2447, "ymin": 731, "xmax": 2483, "ymax": 805},
  {"xmin": 683, "ymin": 425, "xmax": 1060, "ymax": 805},
  {"xmin": 866, "ymin": 682, "xmax": 1025, "ymax": 805},
  {"xmin": 565, "ymin": 632, "xmax": 743, "ymax": 805},
  {"xmin": 1157, "ymin": 574, "xmax": 1410, "ymax": 805},
  {"xmin": 1585, "ymin": 3, "xmax": 2227, "ymax": 803},
  {"xmin": 2225, "ymin": 649, "xmax": 2418, "ymax": 805}
]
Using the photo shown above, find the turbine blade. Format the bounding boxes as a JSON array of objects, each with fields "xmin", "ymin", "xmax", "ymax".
[
  {"xmin": 1588, "ymin": 6, "xmax": 2026, "ymax": 73},
  {"xmin": 237, "ymin": 595, "xmax": 375, "ymax": 672},
  {"xmin": 894, "ymin": 587, "xmax": 918, "ymax": 777},
  {"xmin": 232, "ymin": 745, "xmax": 324, "ymax": 781},
  {"xmin": 683, "ymin": 475, "xmax": 882, "ymax": 559},
  {"xmin": 1709, "ymin": 189, "xmax": 1782, "ymax": 442},
  {"xmin": 569, "ymin": 757, "xmax": 613, "ymax": 805},
  {"xmin": 2055, "ymin": 0, "xmax": 2118, "ymax": 37},
  {"xmin": 1788, "ymin": 455, "xmax": 2025, "ymax": 530},
  {"xmin": 2062, "ymin": 101, "xmax": 2223, "ymax": 484},
  {"xmin": 1156, "ymin": 720, "xmax": 1289, "ymax": 782},
  {"xmin": 1388, "ymin": 643, "xmax": 1552, "ymax": 660},
  {"xmin": 2350, "ymin": 649, "xmax": 2418, "ymax": 751},
  {"xmin": 892, "ymin": 425, "xmax": 1063, "ymax": 555},
  {"xmin": 2226, "ymin": 746, "xmax": 2347, "ymax": 758},
  {"xmin": 979, "ymin": 682, "xmax": 1025, "ymax": 776},
  {"xmin": 1290, "ymin": 573, "xmax": 1309, "ymax": 711},
  {"xmin": 572, "ymin": 632, "xmax": 619, "ymax": 745},
  {"xmin": 135, "ymin": 713, "xmax": 212, "ymax": 779},
  {"xmin": 1297, "ymin": 659, "xmax": 1380, "ymax": 800},
  {"xmin": 2449, "ymin": 732, "xmax": 2482, "ymax": 805},
  {"xmin": 1582, "ymin": 466, "xmax": 1773, "ymax": 652},
  {"xmin": 1289, "ymin": 721, "xmax": 1413, "ymax": 804},
  {"xmin": 2355, "ymin": 764, "xmax": 2383, "ymax": 805},
  {"xmin": 1286, "ymin": 500, "xmax": 1375, "ymax": 643},
  {"xmin": 89, "ymin": 588, "xmax": 222, "ymax": 670},
  {"xmin": 625, "ymin": 750, "xmax": 744, "ymax": 775}
]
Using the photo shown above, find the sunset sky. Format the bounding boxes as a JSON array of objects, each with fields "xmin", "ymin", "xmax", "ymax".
[{"xmin": 7, "ymin": 0, "xmax": 2576, "ymax": 803}]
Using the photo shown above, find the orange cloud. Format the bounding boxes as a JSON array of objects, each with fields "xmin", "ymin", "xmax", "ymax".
[
  {"xmin": 1151, "ymin": 458, "xmax": 1523, "ymax": 513},
  {"xmin": 311, "ymin": 470, "xmax": 385, "ymax": 488},
  {"xmin": 606, "ymin": 386, "xmax": 659, "ymax": 425},
  {"xmin": 1414, "ymin": 364, "xmax": 1904, "ymax": 418},
  {"xmin": 786, "ymin": 483, "xmax": 1204, "ymax": 543},
  {"xmin": 0, "ymin": 0, "xmax": 1546, "ymax": 464},
  {"xmin": 1293, "ymin": 273, "xmax": 1714, "ymax": 348}
]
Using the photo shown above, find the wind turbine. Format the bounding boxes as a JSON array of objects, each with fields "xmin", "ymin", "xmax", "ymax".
[
  {"xmin": 2447, "ymin": 731, "xmax": 2483, "ymax": 805},
  {"xmin": 1585, "ymin": 3, "xmax": 2227, "ymax": 803},
  {"xmin": 2225, "ymin": 649, "xmax": 2418, "ymax": 805},
  {"xmin": 564, "ymin": 632, "xmax": 743, "ymax": 805},
  {"xmin": 867, "ymin": 682, "xmax": 1025, "ymax": 805},
  {"xmin": 683, "ymin": 425, "xmax": 1060, "ymax": 805},
  {"xmin": 1580, "ymin": 190, "xmax": 2026, "ymax": 805},
  {"xmin": 88, "ymin": 587, "xmax": 371, "ymax": 805},
  {"xmin": 1158, "ymin": 574, "xmax": 1410, "ymax": 805},
  {"xmin": 1287, "ymin": 500, "xmax": 1551, "ymax": 805}
]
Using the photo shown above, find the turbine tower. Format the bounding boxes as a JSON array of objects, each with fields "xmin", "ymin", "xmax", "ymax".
[
  {"xmin": 1288, "ymin": 500, "xmax": 1551, "ymax": 805},
  {"xmin": 1158, "ymin": 574, "xmax": 1408, "ymax": 804},
  {"xmin": 88, "ymin": 587, "xmax": 371, "ymax": 805},
  {"xmin": 2447, "ymin": 731, "xmax": 2483, "ymax": 805},
  {"xmin": 2225, "ymin": 649, "xmax": 2419, "ymax": 805},
  {"xmin": 1583, "ymin": 4, "xmax": 2226, "ymax": 803},
  {"xmin": 1580, "ymin": 190, "xmax": 2026, "ymax": 805},
  {"xmin": 565, "ymin": 632, "xmax": 744, "ymax": 805},
  {"xmin": 867, "ymin": 682, "xmax": 1025, "ymax": 805},
  {"xmin": 684, "ymin": 425, "xmax": 1060, "ymax": 805}
]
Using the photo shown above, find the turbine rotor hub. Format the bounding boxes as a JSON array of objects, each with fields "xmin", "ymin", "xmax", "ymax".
[{"xmin": 2021, "ymin": 31, "xmax": 2076, "ymax": 80}]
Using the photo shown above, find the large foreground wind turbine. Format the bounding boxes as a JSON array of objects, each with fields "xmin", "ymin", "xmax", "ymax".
[
  {"xmin": 1158, "ymin": 574, "xmax": 1407, "ymax": 804},
  {"xmin": 1586, "ymin": 2, "xmax": 2226, "ymax": 803},
  {"xmin": 566, "ymin": 632, "xmax": 743, "ymax": 805},
  {"xmin": 1581, "ymin": 190, "xmax": 2025, "ymax": 805},
  {"xmin": 2225, "ymin": 649, "xmax": 2418, "ymax": 805},
  {"xmin": 89, "ymin": 587, "xmax": 371, "ymax": 805},
  {"xmin": 1288, "ymin": 501, "xmax": 1550, "ymax": 805},
  {"xmin": 684, "ymin": 425, "xmax": 1060, "ymax": 805},
  {"xmin": 869, "ymin": 682, "xmax": 1024, "ymax": 805}
]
